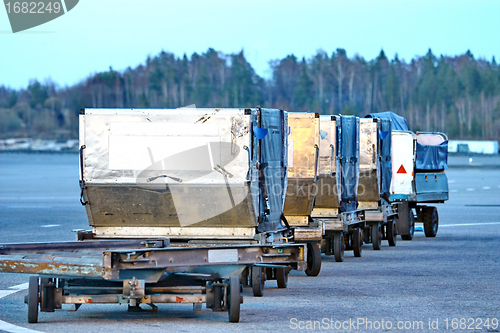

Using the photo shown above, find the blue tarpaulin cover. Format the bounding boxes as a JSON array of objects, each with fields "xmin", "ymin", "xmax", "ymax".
[
  {"xmin": 367, "ymin": 112, "xmax": 409, "ymax": 131},
  {"xmin": 416, "ymin": 142, "xmax": 448, "ymax": 170},
  {"xmin": 379, "ymin": 118, "xmax": 392, "ymax": 196},
  {"xmin": 367, "ymin": 112, "xmax": 448, "ymax": 171},
  {"xmin": 338, "ymin": 115, "xmax": 359, "ymax": 212},
  {"xmin": 251, "ymin": 109, "xmax": 288, "ymax": 232}
]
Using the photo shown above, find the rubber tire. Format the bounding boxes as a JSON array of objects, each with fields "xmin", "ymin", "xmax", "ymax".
[
  {"xmin": 334, "ymin": 232, "xmax": 344, "ymax": 262},
  {"xmin": 371, "ymin": 224, "xmax": 381, "ymax": 250},
  {"xmin": 424, "ymin": 207, "xmax": 439, "ymax": 237},
  {"xmin": 251, "ymin": 266, "xmax": 264, "ymax": 297},
  {"xmin": 401, "ymin": 209, "xmax": 415, "ymax": 240},
  {"xmin": 353, "ymin": 229, "xmax": 362, "ymax": 257},
  {"xmin": 228, "ymin": 276, "xmax": 240, "ymax": 323},
  {"xmin": 387, "ymin": 220, "xmax": 397, "ymax": 246},
  {"xmin": 276, "ymin": 268, "xmax": 288, "ymax": 288},
  {"xmin": 305, "ymin": 243, "xmax": 321, "ymax": 276},
  {"xmin": 28, "ymin": 276, "xmax": 39, "ymax": 324}
]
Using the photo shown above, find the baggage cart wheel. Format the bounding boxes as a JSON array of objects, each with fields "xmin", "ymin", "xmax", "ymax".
[
  {"xmin": 27, "ymin": 276, "xmax": 39, "ymax": 323},
  {"xmin": 227, "ymin": 276, "xmax": 241, "ymax": 323},
  {"xmin": 251, "ymin": 266, "xmax": 265, "ymax": 297},
  {"xmin": 371, "ymin": 224, "xmax": 381, "ymax": 250},
  {"xmin": 401, "ymin": 209, "xmax": 415, "ymax": 240},
  {"xmin": 353, "ymin": 229, "xmax": 362, "ymax": 257},
  {"xmin": 334, "ymin": 232, "xmax": 344, "ymax": 262},
  {"xmin": 276, "ymin": 267, "xmax": 288, "ymax": 288},
  {"xmin": 387, "ymin": 220, "xmax": 397, "ymax": 246},
  {"xmin": 305, "ymin": 243, "xmax": 321, "ymax": 276},
  {"xmin": 424, "ymin": 206, "xmax": 439, "ymax": 237}
]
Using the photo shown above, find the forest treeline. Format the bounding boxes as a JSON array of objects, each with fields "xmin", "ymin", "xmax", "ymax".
[{"xmin": 1, "ymin": 48, "xmax": 499, "ymax": 139}]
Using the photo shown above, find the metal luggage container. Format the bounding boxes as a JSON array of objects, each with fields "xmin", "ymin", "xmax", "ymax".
[
  {"xmin": 358, "ymin": 118, "xmax": 382, "ymax": 203},
  {"xmin": 283, "ymin": 112, "xmax": 320, "ymax": 225},
  {"xmin": 79, "ymin": 107, "xmax": 305, "ymax": 298},
  {"xmin": 79, "ymin": 108, "xmax": 288, "ymax": 241},
  {"xmin": 0, "ymin": 107, "xmax": 308, "ymax": 323},
  {"xmin": 390, "ymin": 130, "xmax": 449, "ymax": 239},
  {"xmin": 314, "ymin": 115, "xmax": 340, "ymax": 210},
  {"xmin": 358, "ymin": 117, "xmax": 399, "ymax": 250},
  {"xmin": 311, "ymin": 115, "xmax": 365, "ymax": 262},
  {"xmin": 282, "ymin": 112, "xmax": 322, "ymax": 276},
  {"xmin": 391, "ymin": 131, "xmax": 449, "ymax": 202}
]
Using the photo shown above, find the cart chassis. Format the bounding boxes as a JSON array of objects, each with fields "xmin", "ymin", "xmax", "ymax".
[{"xmin": 0, "ymin": 239, "xmax": 306, "ymax": 323}]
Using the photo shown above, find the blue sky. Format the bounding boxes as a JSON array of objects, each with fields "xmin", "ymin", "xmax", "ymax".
[{"xmin": 1, "ymin": 0, "xmax": 499, "ymax": 89}]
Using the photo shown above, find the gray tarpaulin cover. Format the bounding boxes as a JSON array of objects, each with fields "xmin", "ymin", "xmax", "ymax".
[
  {"xmin": 416, "ymin": 142, "xmax": 448, "ymax": 170},
  {"xmin": 367, "ymin": 112, "xmax": 409, "ymax": 131}
]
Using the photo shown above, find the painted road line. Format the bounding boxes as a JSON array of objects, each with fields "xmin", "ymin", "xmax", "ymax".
[
  {"xmin": 0, "ymin": 283, "xmax": 28, "ymax": 299},
  {"xmin": 9, "ymin": 283, "xmax": 29, "ymax": 290},
  {"xmin": 466, "ymin": 188, "xmax": 474, "ymax": 191},
  {"xmin": 0, "ymin": 283, "xmax": 44, "ymax": 333},
  {"xmin": 482, "ymin": 186, "xmax": 491, "ymax": 190},
  {"xmin": 0, "ymin": 290, "xmax": 19, "ymax": 298},
  {"xmin": 41, "ymin": 225, "xmax": 60, "ymax": 228},
  {"xmin": 441, "ymin": 222, "xmax": 500, "ymax": 227}
]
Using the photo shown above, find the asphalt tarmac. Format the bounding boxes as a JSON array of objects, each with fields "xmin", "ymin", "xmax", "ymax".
[{"xmin": 0, "ymin": 153, "xmax": 499, "ymax": 332}]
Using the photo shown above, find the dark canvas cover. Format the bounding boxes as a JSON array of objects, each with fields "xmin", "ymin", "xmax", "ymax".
[
  {"xmin": 415, "ymin": 141, "xmax": 448, "ymax": 170},
  {"xmin": 367, "ymin": 112, "xmax": 409, "ymax": 131},
  {"xmin": 379, "ymin": 118, "xmax": 392, "ymax": 196},
  {"xmin": 338, "ymin": 115, "xmax": 359, "ymax": 212}
]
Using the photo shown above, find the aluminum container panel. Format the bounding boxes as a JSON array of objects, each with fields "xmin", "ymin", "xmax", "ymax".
[
  {"xmin": 358, "ymin": 118, "xmax": 381, "ymax": 202},
  {"xmin": 81, "ymin": 108, "xmax": 250, "ymax": 184},
  {"xmin": 80, "ymin": 108, "xmax": 288, "ymax": 237},
  {"xmin": 284, "ymin": 113, "xmax": 319, "ymax": 218},
  {"xmin": 318, "ymin": 116, "xmax": 336, "ymax": 176},
  {"xmin": 314, "ymin": 116, "xmax": 340, "ymax": 209}
]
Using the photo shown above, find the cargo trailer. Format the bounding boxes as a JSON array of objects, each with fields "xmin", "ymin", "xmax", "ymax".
[
  {"xmin": 282, "ymin": 112, "xmax": 323, "ymax": 276},
  {"xmin": 311, "ymin": 115, "xmax": 366, "ymax": 262},
  {"xmin": 0, "ymin": 108, "xmax": 307, "ymax": 322},
  {"xmin": 371, "ymin": 112, "xmax": 449, "ymax": 239},
  {"xmin": 358, "ymin": 117, "xmax": 399, "ymax": 250}
]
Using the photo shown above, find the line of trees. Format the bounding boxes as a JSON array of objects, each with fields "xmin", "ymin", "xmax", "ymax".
[{"xmin": 1, "ymin": 48, "xmax": 499, "ymax": 139}]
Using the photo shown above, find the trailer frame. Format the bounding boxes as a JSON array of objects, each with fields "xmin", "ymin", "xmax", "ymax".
[{"xmin": 0, "ymin": 238, "xmax": 306, "ymax": 323}]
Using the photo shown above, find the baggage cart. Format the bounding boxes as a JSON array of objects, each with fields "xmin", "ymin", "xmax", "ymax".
[
  {"xmin": 311, "ymin": 115, "xmax": 366, "ymax": 262},
  {"xmin": 77, "ymin": 107, "xmax": 305, "ymax": 297},
  {"xmin": 282, "ymin": 112, "xmax": 323, "ymax": 276},
  {"xmin": 391, "ymin": 131, "xmax": 449, "ymax": 238},
  {"xmin": 370, "ymin": 112, "xmax": 449, "ymax": 239},
  {"xmin": 358, "ymin": 117, "xmax": 399, "ymax": 250},
  {"xmin": 0, "ymin": 108, "xmax": 307, "ymax": 323}
]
